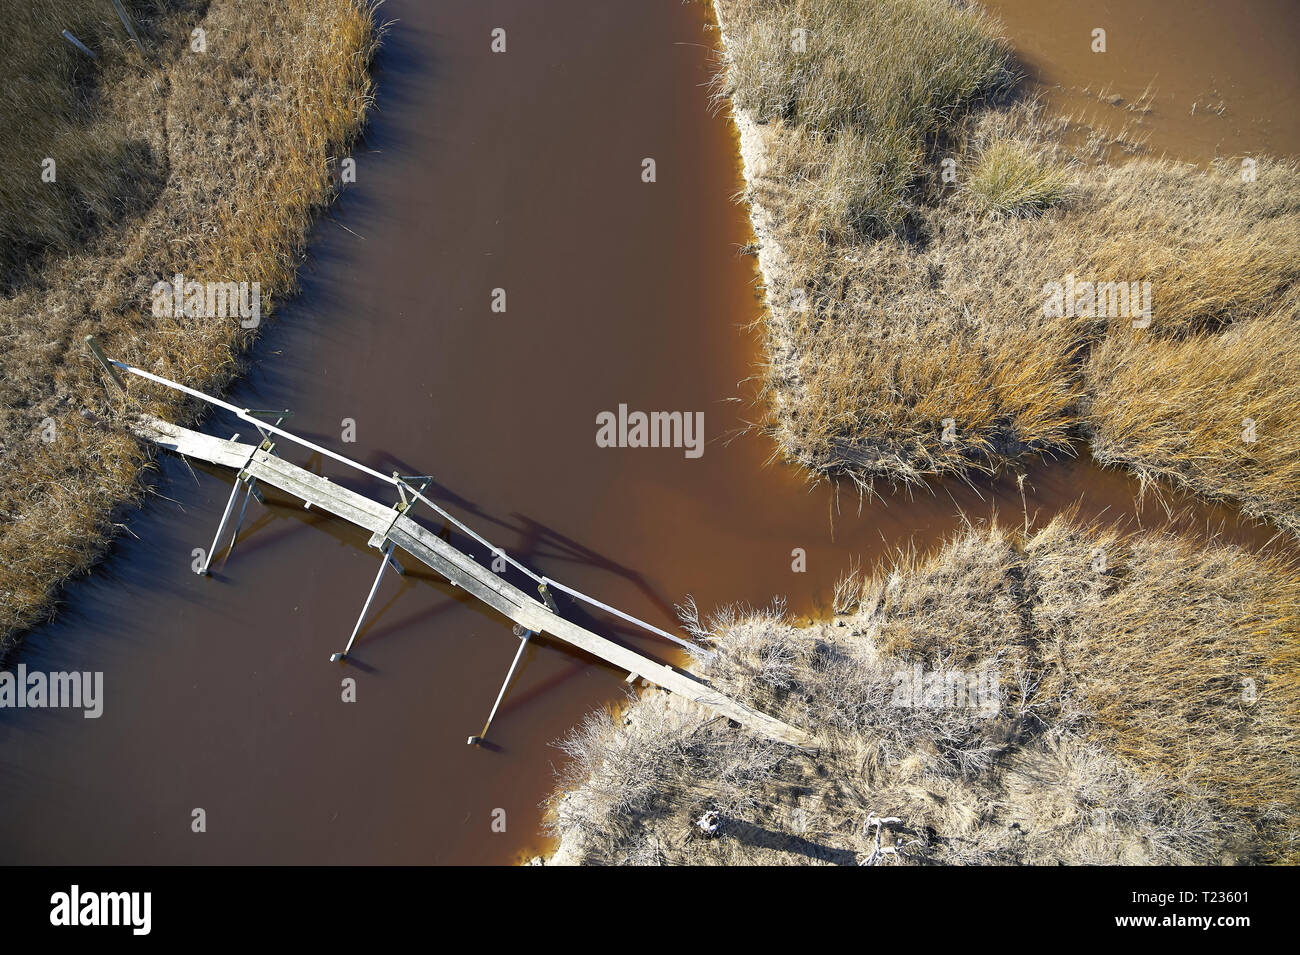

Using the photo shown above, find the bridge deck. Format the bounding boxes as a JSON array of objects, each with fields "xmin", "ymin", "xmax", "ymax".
[{"xmin": 132, "ymin": 415, "xmax": 816, "ymax": 749}]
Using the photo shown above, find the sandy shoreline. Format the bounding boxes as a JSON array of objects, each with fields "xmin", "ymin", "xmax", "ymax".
[{"xmin": 709, "ymin": 0, "xmax": 807, "ymax": 427}]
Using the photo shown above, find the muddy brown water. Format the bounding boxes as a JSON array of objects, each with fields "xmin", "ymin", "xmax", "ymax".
[
  {"xmin": 0, "ymin": 1, "xmax": 1293, "ymax": 864},
  {"xmin": 983, "ymin": 0, "xmax": 1300, "ymax": 162}
]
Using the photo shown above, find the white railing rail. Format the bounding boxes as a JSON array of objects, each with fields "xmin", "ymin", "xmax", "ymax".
[{"xmin": 98, "ymin": 352, "xmax": 711, "ymax": 657}]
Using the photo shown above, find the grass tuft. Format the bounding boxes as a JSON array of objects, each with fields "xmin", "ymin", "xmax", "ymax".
[
  {"xmin": 714, "ymin": 0, "xmax": 1014, "ymax": 238},
  {"xmin": 964, "ymin": 136, "xmax": 1073, "ymax": 217}
]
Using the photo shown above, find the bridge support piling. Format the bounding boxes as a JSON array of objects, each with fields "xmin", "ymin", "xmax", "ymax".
[
  {"xmin": 331, "ymin": 539, "xmax": 398, "ymax": 662},
  {"xmin": 469, "ymin": 625, "xmax": 533, "ymax": 746},
  {"xmin": 225, "ymin": 475, "xmax": 259, "ymax": 563},
  {"xmin": 197, "ymin": 433, "xmax": 243, "ymax": 576}
]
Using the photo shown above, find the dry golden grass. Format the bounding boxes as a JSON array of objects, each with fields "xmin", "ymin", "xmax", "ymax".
[
  {"xmin": 547, "ymin": 516, "xmax": 1300, "ymax": 864},
  {"xmin": 964, "ymin": 136, "xmax": 1073, "ymax": 217},
  {"xmin": 0, "ymin": 0, "xmax": 175, "ymax": 285},
  {"xmin": 1087, "ymin": 316, "xmax": 1300, "ymax": 538},
  {"xmin": 1028, "ymin": 523, "xmax": 1300, "ymax": 828},
  {"xmin": 713, "ymin": 0, "xmax": 1300, "ymax": 534},
  {"xmin": 718, "ymin": 0, "xmax": 1010, "ymax": 132},
  {"xmin": 547, "ymin": 0, "xmax": 1300, "ymax": 868},
  {"xmin": 0, "ymin": 0, "xmax": 378, "ymax": 650},
  {"xmin": 714, "ymin": 0, "xmax": 1013, "ymax": 238},
  {"xmin": 865, "ymin": 516, "xmax": 1300, "ymax": 831}
]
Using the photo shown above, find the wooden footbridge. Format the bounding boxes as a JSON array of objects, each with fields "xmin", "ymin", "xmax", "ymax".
[{"xmin": 86, "ymin": 339, "xmax": 815, "ymax": 750}]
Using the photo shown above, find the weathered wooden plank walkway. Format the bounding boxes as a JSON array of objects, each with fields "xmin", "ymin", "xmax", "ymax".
[{"xmin": 131, "ymin": 414, "xmax": 817, "ymax": 749}]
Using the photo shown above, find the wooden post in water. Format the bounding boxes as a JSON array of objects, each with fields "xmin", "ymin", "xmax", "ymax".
[
  {"xmin": 330, "ymin": 476, "xmax": 435, "ymax": 660},
  {"xmin": 197, "ymin": 434, "xmax": 244, "ymax": 575},
  {"xmin": 226, "ymin": 473, "xmax": 259, "ymax": 561},
  {"xmin": 222, "ymin": 412, "xmax": 284, "ymax": 554},
  {"xmin": 385, "ymin": 549, "xmax": 405, "ymax": 576}
]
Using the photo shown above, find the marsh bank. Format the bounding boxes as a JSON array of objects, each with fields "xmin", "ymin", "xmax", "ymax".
[
  {"xmin": 545, "ymin": 0, "xmax": 1300, "ymax": 863},
  {"xmin": 1, "ymin": 0, "xmax": 1293, "ymax": 865}
]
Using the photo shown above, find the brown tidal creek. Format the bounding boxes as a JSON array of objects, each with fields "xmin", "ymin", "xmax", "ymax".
[{"xmin": 0, "ymin": 0, "xmax": 1293, "ymax": 864}]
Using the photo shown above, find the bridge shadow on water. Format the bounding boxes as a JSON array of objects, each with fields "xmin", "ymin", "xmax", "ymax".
[{"xmin": 175, "ymin": 443, "xmax": 695, "ymax": 724}]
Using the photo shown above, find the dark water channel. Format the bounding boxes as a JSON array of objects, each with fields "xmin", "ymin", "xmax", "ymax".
[{"xmin": 0, "ymin": 0, "xmax": 1289, "ymax": 864}]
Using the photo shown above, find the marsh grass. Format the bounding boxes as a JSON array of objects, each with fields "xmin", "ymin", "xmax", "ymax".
[
  {"xmin": 546, "ymin": 0, "xmax": 1300, "ymax": 868},
  {"xmin": 714, "ymin": 0, "xmax": 1013, "ymax": 238},
  {"xmin": 713, "ymin": 0, "xmax": 1300, "ymax": 534},
  {"xmin": 964, "ymin": 136, "xmax": 1073, "ymax": 217},
  {"xmin": 548, "ymin": 516, "xmax": 1300, "ymax": 864},
  {"xmin": 0, "ymin": 0, "xmax": 379, "ymax": 649},
  {"xmin": 1087, "ymin": 316, "xmax": 1300, "ymax": 537},
  {"xmin": 717, "ymin": 0, "xmax": 1013, "ymax": 131},
  {"xmin": 0, "ymin": 0, "xmax": 175, "ymax": 286}
]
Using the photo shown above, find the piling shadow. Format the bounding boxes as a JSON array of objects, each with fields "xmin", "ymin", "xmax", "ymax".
[
  {"xmin": 720, "ymin": 818, "xmax": 859, "ymax": 866},
  {"xmin": 369, "ymin": 450, "xmax": 690, "ymax": 654}
]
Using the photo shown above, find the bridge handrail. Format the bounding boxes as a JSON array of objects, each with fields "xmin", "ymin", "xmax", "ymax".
[{"xmin": 104, "ymin": 356, "xmax": 712, "ymax": 657}]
